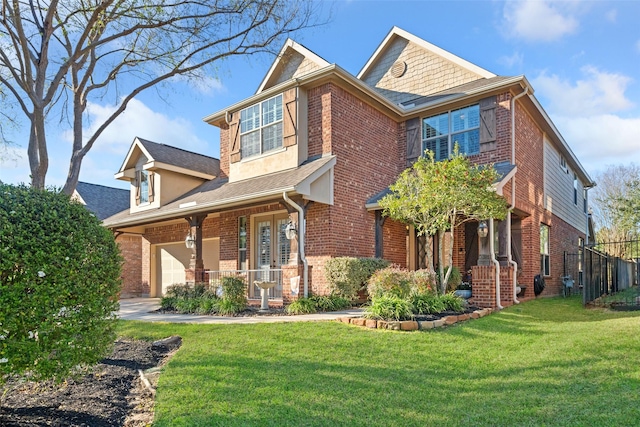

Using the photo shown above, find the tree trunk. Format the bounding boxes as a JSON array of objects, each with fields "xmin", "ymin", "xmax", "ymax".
[
  {"xmin": 28, "ymin": 108, "xmax": 48, "ymax": 189},
  {"xmin": 438, "ymin": 230, "xmax": 446, "ymax": 295}
]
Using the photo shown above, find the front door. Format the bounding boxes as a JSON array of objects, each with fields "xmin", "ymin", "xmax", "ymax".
[{"xmin": 253, "ymin": 214, "xmax": 290, "ymax": 298}]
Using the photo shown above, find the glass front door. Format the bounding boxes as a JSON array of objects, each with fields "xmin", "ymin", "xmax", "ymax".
[{"xmin": 252, "ymin": 214, "xmax": 290, "ymax": 298}]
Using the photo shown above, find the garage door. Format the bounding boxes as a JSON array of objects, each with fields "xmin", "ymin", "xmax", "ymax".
[{"xmin": 156, "ymin": 239, "xmax": 220, "ymax": 296}]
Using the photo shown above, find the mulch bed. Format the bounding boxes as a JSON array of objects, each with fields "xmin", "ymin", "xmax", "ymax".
[{"xmin": 0, "ymin": 337, "xmax": 181, "ymax": 427}]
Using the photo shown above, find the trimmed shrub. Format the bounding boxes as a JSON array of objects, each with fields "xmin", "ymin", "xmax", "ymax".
[
  {"xmin": 286, "ymin": 298, "xmax": 317, "ymax": 315},
  {"xmin": 219, "ymin": 276, "xmax": 247, "ymax": 314},
  {"xmin": 310, "ymin": 295, "xmax": 351, "ymax": 312},
  {"xmin": 160, "ymin": 296, "xmax": 178, "ymax": 311},
  {"xmin": 440, "ymin": 292, "xmax": 465, "ymax": 312},
  {"xmin": 0, "ymin": 184, "xmax": 122, "ymax": 383},
  {"xmin": 324, "ymin": 257, "xmax": 390, "ymax": 300},
  {"xmin": 364, "ymin": 296, "xmax": 414, "ymax": 321},
  {"xmin": 410, "ymin": 292, "xmax": 446, "ymax": 315},
  {"xmin": 410, "ymin": 269, "xmax": 437, "ymax": 295},
  {"xmin": 367, "ymin": 266, "xmax": 413, "ymax": 299}
]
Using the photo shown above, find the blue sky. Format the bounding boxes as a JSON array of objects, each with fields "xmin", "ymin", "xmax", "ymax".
[{"xmin": 1, "ymin": 0, "xmax": 639, "ymax": 189}]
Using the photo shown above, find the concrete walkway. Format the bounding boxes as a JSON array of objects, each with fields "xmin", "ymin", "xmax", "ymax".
[{"xmin": 118, "ymin": 298, "xmax": 363, "ymax": 324}]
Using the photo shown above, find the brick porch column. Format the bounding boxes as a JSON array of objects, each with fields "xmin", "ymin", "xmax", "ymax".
[{"xmin": 471, "ymin": 265, "xmax": 496, "ymax": 308}]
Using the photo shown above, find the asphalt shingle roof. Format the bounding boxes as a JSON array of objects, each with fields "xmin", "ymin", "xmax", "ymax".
[
  {"xmin": 137, "ymin": 138, "xmax": 220, "ymax": 177},
  {"xmin": 75, "ymin": 182, "xmax": 130, "ymax": 220},
  {"xmin": 400, "ymin": 76, "xmax": 516, "ymax": 108},
  {"xmin": 104, "ymin": 155, "xmax": 335, "ymax": 228}
]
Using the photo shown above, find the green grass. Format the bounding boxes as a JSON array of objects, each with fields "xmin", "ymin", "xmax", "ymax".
[{"xmin": 117, "ymin": 296, "xmax": 640, "ymax": 426}]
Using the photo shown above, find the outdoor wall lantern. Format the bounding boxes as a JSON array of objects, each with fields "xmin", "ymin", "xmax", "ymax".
[
  {"xmin": 477, "ymin": 221, "xmax": 489, "ymax": 239},
  {"xmin": 284, "ymin": 220, "xmax": 297, "ymax": 240},
  {"xmin": 185, "ymin": 233, "xmax": 195, "ymax": 249}
]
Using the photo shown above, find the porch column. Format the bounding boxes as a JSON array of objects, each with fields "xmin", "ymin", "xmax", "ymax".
[
  {"xmin": 288, "ymin": 211, "xmax": 300, "ymax": 265},
  {"xmin": 497, "ymin": 219, "xmax": 509, "ymax": 266},
  {"xmin": 375, "ymin": 211, "xmax": 386, "ymax": 259},
  {"xmin": 185, "ymin": 215, "xmax": 208, "ymax": 284},
  {"xmin": 478, "ymin": 221, "xmax": 491, "ymax": 266}
]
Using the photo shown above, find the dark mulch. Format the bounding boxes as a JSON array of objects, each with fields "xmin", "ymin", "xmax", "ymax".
[{"xmin": 0, "ymin": 338, "xmax": 181, "ymax": 427}]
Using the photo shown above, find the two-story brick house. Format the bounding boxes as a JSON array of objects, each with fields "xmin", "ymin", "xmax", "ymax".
[{"xmin": 104, "ymin": 27, "xmax": 594, "ymax": 308}]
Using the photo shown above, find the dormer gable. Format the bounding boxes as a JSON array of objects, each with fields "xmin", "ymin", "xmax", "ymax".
[
  {"xmin": 256, "ymin": 38, "xmax": 331, "ymax": 94},
  {"xmin": 358, "ymin": 26, "xmax": 496, "ymax": 105},
  {"xmin": 115, "ymin": 137, "xmax": 220, "ymax": 213}
]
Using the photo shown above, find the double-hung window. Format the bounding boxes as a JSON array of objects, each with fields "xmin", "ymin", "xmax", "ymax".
[
  {"xmin": 139, "ymin": 170, "xmax": 149, "ymax": 204},
  {"xmin": 540, "ymin": 224, "xmax": 550, "ymax": 276},
  {"xmin": 240, "ymin": 94, "xmax": 283, "ymax": 159},
  {"xmin": 422, "ymin": 104, "xmax": 480, "ymax": 160}
]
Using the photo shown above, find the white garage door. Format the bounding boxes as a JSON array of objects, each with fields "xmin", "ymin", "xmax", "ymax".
[{"xmin": 156, "ymin": 239, "xmax": 220, "ymax": 296}]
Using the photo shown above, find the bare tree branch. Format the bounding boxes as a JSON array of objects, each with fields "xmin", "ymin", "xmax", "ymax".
[{"xmin": 0, "ymin": 0, "xmax": 324, "ymax": 193}]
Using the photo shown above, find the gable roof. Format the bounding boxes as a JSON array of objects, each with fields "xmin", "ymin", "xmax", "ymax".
[
  {"xmin": 74, "ymin": 182, "xmax": 129, "ymax": 220},
  {"xmin": 104, "ymin": 155, "xmax": 336, "ymax": 229},
  {"xmin": 256, "ymin": 39, "xmax": 331, "ymax": 94},
  {"xmin": 357, "ymin": 27, "xmax": 496, "ymax": 105},
  {"xmin": 116, "ymin": 138, "xmax": 220, "ymax": 180}
]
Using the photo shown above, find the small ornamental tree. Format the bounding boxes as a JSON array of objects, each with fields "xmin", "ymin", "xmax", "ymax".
[
  {"xmin": 0, "ymin": 184, "xmax": 122, "ymax": 386},
  {"xmin": 380, "ymin": 148, "xmax": 508, "ymax": 294}
]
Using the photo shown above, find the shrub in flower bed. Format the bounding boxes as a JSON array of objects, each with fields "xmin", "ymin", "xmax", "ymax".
[
  {"xmin": 0, "ymin": 183, "xmax": 121, "ymax": 383},
  {"xmin": 286, "ymin": 295, "xmax": 352, "ymax": 315},
  {"xmin": 363, "ymin": 266, "xmax": 467, "ymax": 322},
  {"xmin": 324, "ymin": 257, "xmax": 390, "ymax": 300},
  {"xmin": 160, "ymin": 276, "xmax": 248, "ymax": 315}
]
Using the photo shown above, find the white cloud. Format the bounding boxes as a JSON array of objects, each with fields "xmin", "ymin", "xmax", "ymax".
[
  {"xmin": 502, "ymin": 0, "xmax": 578, "ymax": 42},
  {"xmin": 69, "ymin": 98, "xmax": 210, "ymax": 155},
  {"xmin": 532, "ymin": 66, "xmax": 634, "ymax": 117},
  {"xmin": 605, "ymin": 9, "xmax": 617, "ymax": 23},
  {"xmin": 554, "ymin": 114, "xmax": 640, "ymax": 174},
  {"xmin": 497, "ymin": 51, "xmax": 523, "ymax": 69}
]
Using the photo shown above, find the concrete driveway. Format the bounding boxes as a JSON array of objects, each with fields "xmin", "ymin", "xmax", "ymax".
[{"xmin": 118, "ymin": 298, "xmax": 363, "ymax": 324}]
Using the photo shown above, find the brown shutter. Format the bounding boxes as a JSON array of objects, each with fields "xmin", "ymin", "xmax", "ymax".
[
  {"xmin": 479, "ymin": 96, "xmax": 497, "ymax": 152},
  {"xmin": 148, "ymin": 172, "xmax": 155, "ymax": 203},
  {"xmin": 283, "ymin": 88, "xmax": 297, "ymax": 147},
  {"xmin": 406, "ymin": 117, "xmax": 421, "ymax": 166},
  {"xmin": 229, "ymin": 111, "xmax": 242, "ymax": 164},
  {"xmin": 135, "ymin": 170, "xmax": 141, "ymax": 205}
]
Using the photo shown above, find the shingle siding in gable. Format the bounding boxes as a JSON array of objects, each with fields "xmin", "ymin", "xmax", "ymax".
[{"xmin": 361, "ymin": 38, "xmax": 484, "ymax": 105}]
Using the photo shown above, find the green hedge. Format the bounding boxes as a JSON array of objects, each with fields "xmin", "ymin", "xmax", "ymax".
[
  {"xmin": 324, "ymin": 257, "xmax": 390, "ymax": 300},
  {"xmin": 0, "ymin": 184, "xmax": 122, "ymax": 383}
]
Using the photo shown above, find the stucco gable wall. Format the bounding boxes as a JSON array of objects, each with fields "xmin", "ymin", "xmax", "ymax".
[{"xmin": 361, "ymin": 38, "xmax": 484, "ymax": 105}]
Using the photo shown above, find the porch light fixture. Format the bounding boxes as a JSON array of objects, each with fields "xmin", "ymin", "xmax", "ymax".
[
  {"xmin": 185, "ymin": 233, "xmax": 195, "ymax": 249},
  {"xmin": 477, "ymin": 221, "xmax": 489, "ymax": 239},
  {"xmin": 284, "ymin": 220, "xmax": 297, "ymax": 240}
]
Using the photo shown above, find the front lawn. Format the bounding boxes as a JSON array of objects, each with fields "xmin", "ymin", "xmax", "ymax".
[{"xmin": 117, "ymin": 297, "xmax": 640, "ymax": 426}]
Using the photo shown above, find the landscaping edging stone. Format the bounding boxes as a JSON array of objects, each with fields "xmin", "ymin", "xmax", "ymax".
[{"xmin": 336, "ymin": 308, "xmax": 493, "ymax": 331}]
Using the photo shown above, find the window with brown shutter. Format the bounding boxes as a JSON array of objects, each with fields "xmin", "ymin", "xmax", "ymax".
[
  {"xmin": 135, "ymin": 170, "xmax": 141, "ymax": 205},
  {"xmin": 406, "ymin": 117, "xmax": 421, "ymax": 166},
  {"xmin": 283, "ymin": 88, "xmax": 297, "ymax": 147},
  {"xmin": 479, "ymin": 96, "xmax": 497, "ymax": 152},
  {"xmin": 148, "ymin": 172, "xmax": 155, "ymax": 203}
]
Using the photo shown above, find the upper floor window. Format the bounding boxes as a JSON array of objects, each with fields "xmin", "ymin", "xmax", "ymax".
[
  {"xmin": 573, "ymin": 173, "xmax": 578, "ymax": 205},
  {"xmin": 583, "ymin": 188, "xmax": 588, "ymax": 213},
  {"xmin": 240, "ymin": 94, "xmax": 283, "ymax": 159},
  {"xmin": 135, "ymin": 169, "xmax": 153, "ymax": 205},
  {"xmin": 560, "ymin": 156, "xmax": 568, "ymax": 173},
  {"xmin": 423, "ymin": 104, "xmax": 480, "ymax": 161}
]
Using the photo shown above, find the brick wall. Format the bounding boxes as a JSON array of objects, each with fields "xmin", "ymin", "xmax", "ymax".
[{"xmin": 116, "ymin": 234, "xmax": 149, "ymax": 297}]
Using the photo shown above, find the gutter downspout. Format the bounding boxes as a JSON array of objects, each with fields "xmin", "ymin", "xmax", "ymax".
[
  {"xmin": 508, "ymin": 87, "xmax": 529, "ymax": 304},
  {"xmin": 283, "ymin": 192, "xmax": 308, "ymax": 298},
  {"xmin": 490, "ymin": 218, "xmax": 503, "ymax": 310}
]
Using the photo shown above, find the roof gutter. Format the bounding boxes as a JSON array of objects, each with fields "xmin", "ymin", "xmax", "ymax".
[{"xmin": 105, "ymin": 185, "xmax": 296, "ymax": 229}]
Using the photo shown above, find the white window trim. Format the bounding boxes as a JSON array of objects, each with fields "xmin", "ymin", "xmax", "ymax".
[
  {"xmin": 139, "ymin": 170, "xmax": 150, "ymax": 205},
  {"xmin": 422, "ymin": 104, "xmax": 480, "ymax": 159},
  {"xmin": 240, "ymin": 94, "xmax": 284, "ymax": 160}
]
